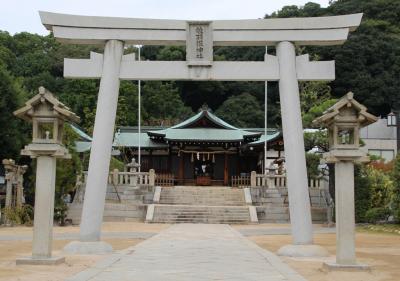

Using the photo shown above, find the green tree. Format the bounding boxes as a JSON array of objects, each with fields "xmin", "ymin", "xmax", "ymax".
[
  {"xmin": 142, "ymin": 81, "xmax": 192, "ymax": 125},
  {"xmin": 0, "ymin": 62, "xmax": 29, "ymax": 160},
  {"xmin": 304, "ymin": 130, "xmax": 329, "ymax": 151},
  {"xmin": 354, "ymin": 164, "xmax": 372, "ymax": 222},
  {"xmin": 305, "ymin": 153, "xmax": 322, "ymax": 179},
  {"xmin": 216, "ymin": 93, "xmax": 264, "ymax": 127}
]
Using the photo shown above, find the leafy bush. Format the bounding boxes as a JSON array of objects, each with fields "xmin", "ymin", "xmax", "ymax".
[
  {"xmin": 305, "ymin": 153, "xmax": 322, "ymax": 179},
  {"xmin": 391, "ymin": 154, "xmax": 400, "ymax": 222},
  {"xmin": 355, "ymin": 164, "xmax": 371, "ymax": 222},
  {"xmin": 355, "ymin": 164, "xmax": 395, "ymax": 223},
  {"xmin": 54, "ymin": 202, "xmax": 68, "ymax": 226},
  {"xmin": 2, "ymin": 205, "xmax": 34, "ymax": 225},
  {"xmin": 365, "ymin": 207, "xmax": 392, "ymax": 223},
  {"xmin": 366, "ymin": 166, "xmax": 394, "ymax": 209}
]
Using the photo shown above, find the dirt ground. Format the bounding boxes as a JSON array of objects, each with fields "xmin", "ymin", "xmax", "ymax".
[
  {"xmin": 0, "ymin": 223, "xmax": 399, "ymax": 281},
  {"xmin": 248, "ymin": 232, "xmax": 400, "ymax": 281},
  {"xmin": 0, "ymin": 222, "xmax": 170, "ymax": 281}
]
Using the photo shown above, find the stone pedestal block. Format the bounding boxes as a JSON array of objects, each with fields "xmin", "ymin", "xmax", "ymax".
[{"xmin": 63, "ymin": 241, "xmax": 113, "ymax": 255}]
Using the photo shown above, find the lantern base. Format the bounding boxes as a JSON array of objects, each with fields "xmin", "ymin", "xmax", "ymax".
[
  {"xmin": 16, "ymin": 256, "xmax": 65, "ymax": 265},
  {"xmin": 323, "ymin": 262, "xmax": 371, "ymax": 271}
]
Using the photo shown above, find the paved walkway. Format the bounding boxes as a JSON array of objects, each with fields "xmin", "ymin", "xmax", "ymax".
[
  {"xmin": 0, "ymin": 225, "xmax": 334, "ymax": 241},
  {"xmin": 68, "ymin": 224, "xmax": 307, "ymax": 281}
]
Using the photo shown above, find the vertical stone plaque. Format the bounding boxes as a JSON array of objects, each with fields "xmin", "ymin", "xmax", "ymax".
[{"xmin": 186, "ymin": 21, "xmax": 213, "ymax": 66}]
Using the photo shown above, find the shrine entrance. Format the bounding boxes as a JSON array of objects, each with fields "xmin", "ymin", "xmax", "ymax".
[{"xmin": 39, "ymin": 11, "xmax": 362, "ymax": 249}]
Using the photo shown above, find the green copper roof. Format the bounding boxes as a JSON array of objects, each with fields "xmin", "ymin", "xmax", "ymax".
[
  {"xmin": 170, "ymin": 109, "xmax": 238, "ymax": 130},
  {"xmin": 75, "ymin": 141, "xmax": 92, "ymax": 152},
  {"xmin": 158, "ymin": 128, "xmax": 259, "ymax": 142},
  {"xmin": 148, "ymin": 108, "xmax": 261, "ymax": 142},
  {"xmin": 248, "ymin": 131, "xmax": 282, "ymax": 146},
  {"xmin": 114, "ymin": 132, "xmax": 168, "ymax": 148},
  {"xmin": 69, "ymin": 123, "xmax": 92, "ymax": 141},
  {"xmin": 72, "ymin": 110, "xmax": 281, "ymax": 152}
]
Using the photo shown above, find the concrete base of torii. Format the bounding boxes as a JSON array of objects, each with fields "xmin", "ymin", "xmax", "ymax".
[
  {"xmin": 277, "ymin": 244, "xmax": 330, "ymax": 257},
  {"xmin": 63, "ymin": 241, "xmax": 113, "ymax": 255}
]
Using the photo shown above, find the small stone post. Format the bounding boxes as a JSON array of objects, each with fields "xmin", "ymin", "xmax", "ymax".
[
  {"xmin": 4, "ymin": 170, "xmax": 14, "ymax": 208},
  {"xmin": 313, "ymin": 92, "xmax": 378, "ymax": 270},
  {"xmin": 13, "ymin": 87, "xmax": 80, "ymax": 265},
  {"xmin": 250, "ymin": 171, "xmax": 257, "ymax": 187},
  {"xmin": 16, "ymin": 165, "xmax": 27, "ymax": 207},
  {"xmin": 3, "ymin": 159, "xmax": 17, "ymax": 208},
  {"xmin": 149, "ymin": 169, "xmax": 155, "ymax": 186},
  {"xmin": 112, "ymin": 169, "xmax": 119, "ymax": 185}
]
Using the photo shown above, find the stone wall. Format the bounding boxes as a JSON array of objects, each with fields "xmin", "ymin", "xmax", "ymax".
[
  {"xmin": 250, "ymin": 186, "xmax": 329, "ymax": 223},
  {"xmin": 67, "ymin": 184, "xmax": 155, "ymax": 224}
]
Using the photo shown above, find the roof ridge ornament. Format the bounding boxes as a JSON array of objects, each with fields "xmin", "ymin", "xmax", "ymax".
[{"xmin": 200, "ymin": 104, "xmax": 210, "ymax": 112}]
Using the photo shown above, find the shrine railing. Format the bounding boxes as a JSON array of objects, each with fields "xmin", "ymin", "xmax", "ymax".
[
  {"xmin": 230, "ymin": 174, "xmax": 314, "ymax": 189},
  {"xmin": 82, "ymin": 169, "xmax": 155, "ymax": 186},
  {"xmin": 231, "ymin": 175, "xmax": 251, "ymax": 188},
  {"xmin": 247, "ymin": 172, "xmax": 325, "ymax": 190},
  {"xmin": 155, "ymin": 173, "xmax": 175, "ymax": 187}
]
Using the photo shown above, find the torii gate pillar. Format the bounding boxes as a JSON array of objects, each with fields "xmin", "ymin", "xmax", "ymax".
[
  {"xmin": 276, "ymin": 41, "xmax": 328, "ymax": 256},
  {"xmin": 65, "ymin": 40, "xmax": 124, "ymax": 254}
]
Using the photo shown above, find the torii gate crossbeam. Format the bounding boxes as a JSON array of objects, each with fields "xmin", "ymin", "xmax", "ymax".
[{"xmin": 39, "ymin": 11, "xmax": 362, "ymax": 256}]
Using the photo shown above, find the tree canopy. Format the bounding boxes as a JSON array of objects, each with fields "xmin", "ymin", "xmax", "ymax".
[{"xmin": 0, "ymin": 0, "xmax": 399, "ymax": 158}]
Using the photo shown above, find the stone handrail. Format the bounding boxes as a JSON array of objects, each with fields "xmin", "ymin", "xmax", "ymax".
[
  {"xmin": 82, "ymin": 169, "xmax": 155, "ymax": 186},
  {"xmin": 250, "ymin": 171, "xmax": 324, "ymax": 189}
]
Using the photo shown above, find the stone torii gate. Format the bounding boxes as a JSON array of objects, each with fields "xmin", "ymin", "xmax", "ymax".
[{"xmin": 40, "ymin": 11, "xmax": 362, "ymax": 255}]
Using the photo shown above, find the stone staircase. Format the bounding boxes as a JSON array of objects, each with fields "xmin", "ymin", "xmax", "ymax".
[
  {"xmin": 250, "ymin": 188, "xmax": 290, "ymax": 223},
  {"xmin": 147, "ymin": 186, "xmax": 257, "ymax": 224}
]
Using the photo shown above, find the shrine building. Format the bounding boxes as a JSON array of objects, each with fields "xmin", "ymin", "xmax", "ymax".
[{"xmin": 109, "ymin": 107, "xmax": 283, "ymax": 186}]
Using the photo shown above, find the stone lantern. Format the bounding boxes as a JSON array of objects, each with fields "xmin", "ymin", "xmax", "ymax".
[
  {"xmin": 13, "ymin": 86, "xmax": 80, "ymax": 265},
  {"xmin": 313, "ymin": 92, "xmax": 377, "ymax": 270}
]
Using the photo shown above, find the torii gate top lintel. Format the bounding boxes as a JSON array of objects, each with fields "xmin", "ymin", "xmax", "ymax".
[{"xmin": 40, "ymin": 11, "xmax": 362, "ymax": 46}]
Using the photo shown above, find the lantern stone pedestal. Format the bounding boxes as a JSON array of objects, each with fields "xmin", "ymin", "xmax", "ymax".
[
  {"xmin": 322, "ymin": 150, "xmax": 371, "ymax": 271},
  {"xmin": 16, "ymin": 144, "xmax": 70, "ymax": 265}
]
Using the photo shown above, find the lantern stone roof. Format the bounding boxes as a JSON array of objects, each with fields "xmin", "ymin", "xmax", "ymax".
[
  {"xmin": 312, "ymin": 92, "xmax": 378, "ymax": 127},
  {"xmin": 14, "ymin": 86, "xmax": 80, "ymax": 123}
]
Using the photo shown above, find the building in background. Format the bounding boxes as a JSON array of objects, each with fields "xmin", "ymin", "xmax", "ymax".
[{"xmin": 360, "ymin": 117, "xmax": 397, "ymax": 162}]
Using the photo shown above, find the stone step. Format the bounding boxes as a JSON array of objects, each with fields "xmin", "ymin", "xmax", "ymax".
[
  {"xmin": 159, "ymin": 200, "xmax": 245, "ymax": 204},
  {"xmin": 154, "ymin": 212, "xmax": 251, "ymax": 217},
  {"xmin": 258, "ymin": 198, "xmax": 285, "ymax": 203},
  {"xmin": 152, "ymin": 220, "xmax": 249, "ymax": 224},
  {"xmin": 151, "ymin": 203, "xmax": 252, "ymax": 224},
  {"xmin": 159, "ymin": 186, "xmax": 246, "ymax": 206}
]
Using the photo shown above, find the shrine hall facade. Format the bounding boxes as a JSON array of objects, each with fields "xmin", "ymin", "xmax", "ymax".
[{"xmin": 109, "ymin": 108, "xmax": 283, "ymax": 186}]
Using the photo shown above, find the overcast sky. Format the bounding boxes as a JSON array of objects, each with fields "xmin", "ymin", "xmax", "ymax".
[{"xmin": 1, "ymin": 0, "xmax": 330, "ymax": 35}]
